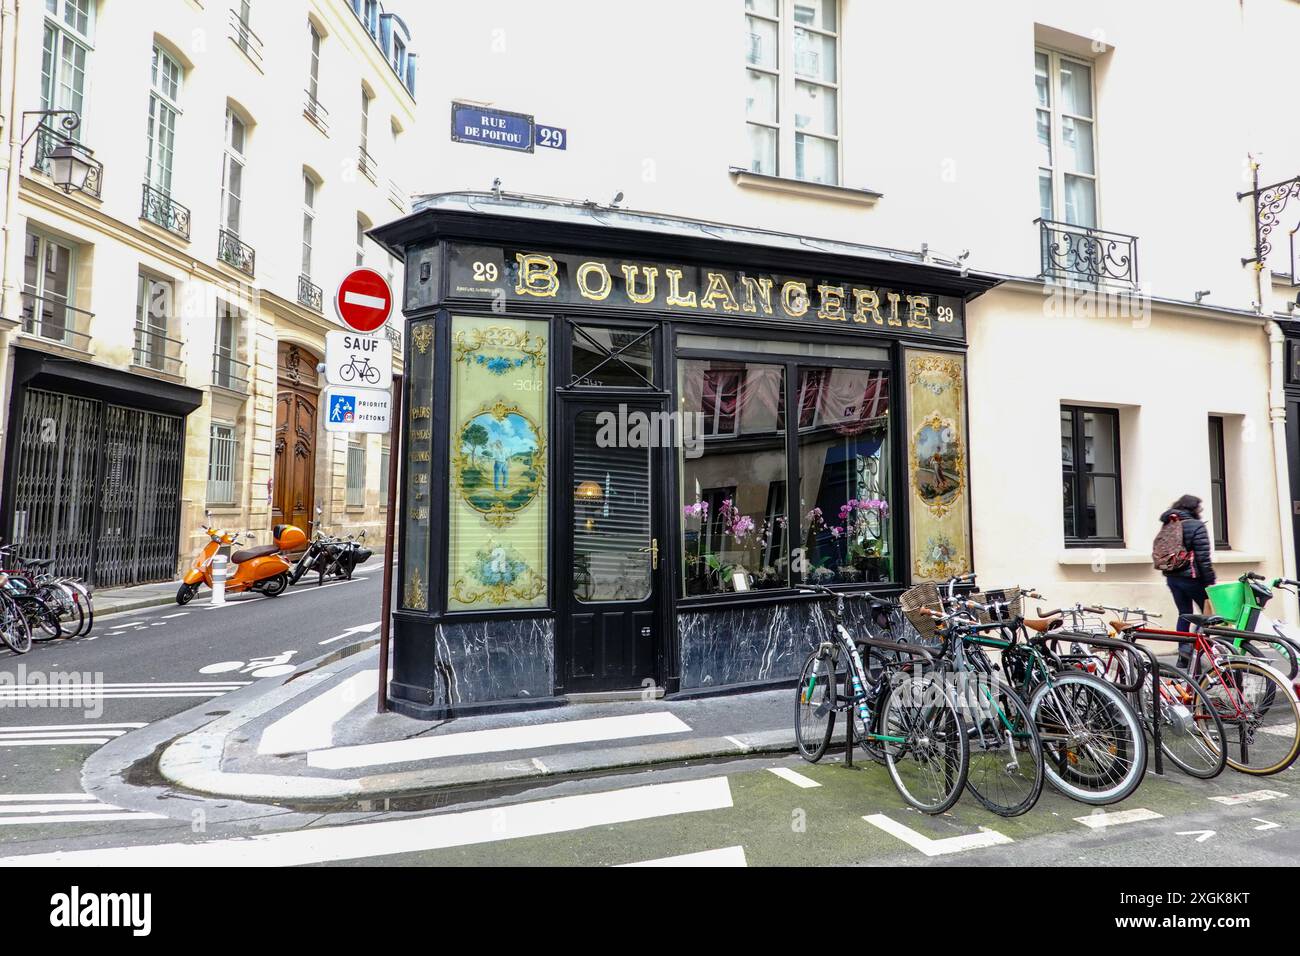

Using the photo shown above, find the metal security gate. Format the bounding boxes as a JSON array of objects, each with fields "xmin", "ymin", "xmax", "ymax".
[{"xmin": 9, "ymin": 388, "xmax": 185, "ymax": 587}]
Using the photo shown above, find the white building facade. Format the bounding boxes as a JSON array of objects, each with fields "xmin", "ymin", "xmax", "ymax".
[{"xmin": 0, "ymin": 0, "xmax": 417, "ymax": 587}]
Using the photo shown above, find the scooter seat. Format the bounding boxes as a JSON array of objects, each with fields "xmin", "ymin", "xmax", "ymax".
[{"xmin": 230, "ymin": 544, "xmax": 279, "ymax": 564}]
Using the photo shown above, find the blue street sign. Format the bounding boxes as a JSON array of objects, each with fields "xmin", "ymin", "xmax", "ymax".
[
  {"xmin": 329, "ymin": 394, "xmax": 356, "ymax": 424},
  {"xmin": 537, "ymin": 125, "xmax": 567, "ymax": 150},
  {"xmin": 451, "ymin": 103, "xmax": 534, "ymax": 152}
]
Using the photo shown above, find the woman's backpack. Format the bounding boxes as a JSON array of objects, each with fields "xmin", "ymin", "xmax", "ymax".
[{"xmin": 1152, "ymin": 515, "xmax": 1192, "ymax": 572}]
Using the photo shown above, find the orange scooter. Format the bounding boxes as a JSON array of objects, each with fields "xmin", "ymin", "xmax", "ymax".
[{"xmin": 176, "ymin": 522, "xmax": 307, "ymax": 605}]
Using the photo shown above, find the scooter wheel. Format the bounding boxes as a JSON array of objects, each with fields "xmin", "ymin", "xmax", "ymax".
[
  {"xmin": 262, "ymin": 573, "xmax": 289, "ymax": 598},
  {"xmin": 176, "ymin": 583, "xmax": 198, "ymax": 606}
]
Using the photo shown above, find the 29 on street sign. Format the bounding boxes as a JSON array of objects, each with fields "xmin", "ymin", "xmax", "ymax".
[
  {"xmin": 325, "ymin": 330, "xmax": 392, "ymax": 387},
  {"xmin": 335, "ymin": 268, "xmax": 393, "ymax": 333},
  {"xmin": 323, "ymin": 385, "xmax": 391, "ymax": 434}
]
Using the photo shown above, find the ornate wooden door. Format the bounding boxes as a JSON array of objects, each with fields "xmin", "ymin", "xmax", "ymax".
[{"xmin": 273, "ymin": 342, "xmax": 319, "ymax": 532}]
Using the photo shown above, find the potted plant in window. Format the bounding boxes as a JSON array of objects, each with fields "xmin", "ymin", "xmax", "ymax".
[{"xmin": 839, "ymin": 498, "xmax": 889, "ymax": 582}]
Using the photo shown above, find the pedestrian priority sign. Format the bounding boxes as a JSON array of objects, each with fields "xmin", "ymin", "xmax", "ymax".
[{"xmin": 324, "ymin": 385, "xmax": 391, "ymax": 434}]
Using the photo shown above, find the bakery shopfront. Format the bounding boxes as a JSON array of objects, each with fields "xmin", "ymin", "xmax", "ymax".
[{"xmin": 371, "ymin": 193, "xmax": 998, "ymax": 718}]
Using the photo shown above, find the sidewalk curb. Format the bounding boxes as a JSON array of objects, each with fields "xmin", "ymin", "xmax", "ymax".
[
  {"xmin": 95, "ymin": 595, "xmax": 179, "ymax": 619},
  {"xmin": 155, "ymin": 646, "xmax": 797, "ymax": 802}
]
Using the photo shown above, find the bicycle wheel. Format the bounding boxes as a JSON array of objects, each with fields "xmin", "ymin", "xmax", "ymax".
[
  {"xmin": 795, "ymin": 651, "xmax": 837, "ymax": 762},
  {"xmin": 963, "ymin": 678, "xmax": 1044, "ymax": 816},
  {"xmin": 17, "ymin": 594, "xmax": 61, "ymax": 642},
  {"xmin": 1031, "ymin": 671, "xmax": 1147, "ymax": 805},
  {"xmin": 880, "ymin": 673, "xmax": 969, "ymax": 814},
  {"xmin": 65, "ymin": 581, "xmax": 93, "ymax": 636},
  {"xmin": 340, "ymin": 363, "xmax": 356, "ymax": 382},
  {"xmin": 1234, "ymin": 634, "xmax": 1299, "ymax": 682},
  {"xmin": 1201, "ymin": 658, "xmax": 1300, "ymax": 775},
  {"xmin": 38, "ymin": 583, "xmax": 83, "ymax": 639},
  {"xmin": 1138, "ymin": 663, "xmax": 1226, "ymax": 779},
  {"xmin": 0, "ymin": 594, "xmax": 32, "ymax": 654},
  {"xmin": 363, "ymin": 365, "xmax": 381, "ymax": 385}
]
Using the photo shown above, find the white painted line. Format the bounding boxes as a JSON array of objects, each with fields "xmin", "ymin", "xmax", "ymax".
[
  {"xmin": 863, "ymin": 814, "xmax": 1013, "ymax": 857},
  {"xmin": 0, "ymin": 776, "xmax": 733, "ymax": 866},
  {"xmin": 767, "ymin": 767, "xmax": 821, "ymax": 789},
  {"xmin": 0, "ymin": 723, "xmax": 146, "ymax": 732},
  {"xmin": 257, "ymin": 670, "xmax": 376, "ymax": 755},
  {"xmin": 1176, "ymin": 829, "xmax": 1215, "ymax": 843},
  {"xmin": 620, "ymin": 845, "xmax": 747, "ymax": 867},
  {"xmin": 1073, "ymin": 808, "xmax": 1164, "ymax": 829},
  {"xmin": 318, "ymin": 621, "xmax": 381, "ymax": 646},
  {"xmin": 161, "ymin": 612, "xmax": 189, "ymax": 619},
  {"xmin": 1209, "ymin": 789, "xmax": 1287, "ymax": 806},
  {"xmin": 0, "ymin": 739, "xmax": 118, "ymax": 747},
  {"xmin": 724, "ymin": 735, "xmax": 750, "ymax": 751},
  {"xmin": 0, "ymin": 803, "xmax": 134, "ymax": 814},
  {"xmin": 1253, "ymin": 818, "xmax": 1280, "ymax": 831},
  {"xmin": 343, "ymin": 290, "xmax": 386, "ymax": 310},
  {"xmin": 531, "ymin": 757, "xmax": 548, "ymax": 773},
  {"xmin": 0, "ymin": 730, "xmax": 129, "ymax": 740},
  {"xmin": 0, "ymin": 682, "xmax": 247, "ymax": 690},
  {"xmin": 308, "ymin": 711, "xmax": 693, "ymax": 770},
  {"xmin": 0, "ymin": 812, "xmax": 167, "ymax": 826},
  {"xmin": 0, "ymin": 793, "xmax": 96, "ymax": 802}
]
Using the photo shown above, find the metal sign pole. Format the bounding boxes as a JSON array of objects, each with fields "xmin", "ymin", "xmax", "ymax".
[{"xmin": 377, "ymin": 372, "xmax": 403, "ymax": 713}]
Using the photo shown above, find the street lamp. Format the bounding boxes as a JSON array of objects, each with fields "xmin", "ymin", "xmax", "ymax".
[{"xmin": 46, "ymin": 139, "xmax": 96, "ymax": 194}]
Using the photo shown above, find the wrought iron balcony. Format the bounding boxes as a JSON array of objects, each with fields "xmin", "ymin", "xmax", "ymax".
[
  {"xmin": 31, "ymin": 125, "xmax": 103, "ymax": 199},
  {"xmin": 304, "ymin": 90, "xmax": 329, "ymax": 133},
  {"xmin": 385, "ymin": 324, "xmax": 402, "ymax": 351},
  {"xmin": 1037, "ymin": 218, "xmax": 1139, "ymax": 289},
  {"xmin": 140, "ymin": 183, "xmax": 191, "ymax": 240},
  {"xmin": 358, "ymin": 146, "xmax": 378, "ymax": 183},
  {"xmin": 387, "ymin": 177, "xmax": 405, "ymax": 210},
  {"xmin": 212, "ymin": 349, "xmax": 251, "ymax": 392},
  {"xmin": 229, "ymin": 8, "xmax": 264, "ymax": 67},
  {"xmin": 20, "ymin": 292, "xmax": 93, "ymax": 351},
  {"xmin": 132, "ymin": 325, "xmax": 184, "ymax": 375},
  {"xmin": 298, "ymin": 274, "xmax": 323, "ymax": 312},
  {"xmin": 217, "ymin": 228, "xmax": 255, "ymax": 277}
]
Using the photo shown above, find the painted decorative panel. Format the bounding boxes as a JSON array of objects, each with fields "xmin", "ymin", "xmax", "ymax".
[
  {"xmin": 904, "ymin": 350, "xmax": 972, "ymax": 580},
  {"xmin": 446, "ymin": 317, "xmax": 549, "ymax": 610},
  {"xmin": 400, "ymin": 320, "xmax": 435, "ymax": 611}
]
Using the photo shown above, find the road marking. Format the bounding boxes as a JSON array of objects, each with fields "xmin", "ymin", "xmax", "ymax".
[
  {"xmin": 258, "ymin": 670, "xmax": 376, "ymax": 755},
  {"xmin": 1253, "ymin": 818, "xmax": 1280, "ymax": 831},
  {"xmin": 1073, "ymin": 808, "xmax": 1163, "ymax": 829},
  {"xmin": 863, "ymin": 814, "xmax": 1013, "ymax": 857},
  {"xmin": 161, "ymin": 612, "xmax": 189, "ymax": 619},
  {"xmin": 318, "ymin": 621, "xmax": 381, "ymax": 646},
  {"xmin": 0, "ymin": 723, "xmax": 147, "ymax": 733},
  {"xmin": 307, "ymin": 711, "xmax": 693, "ymax": 770},
  {"xmin": 0, "ymin": 793, "xmax": 95, "ymax": 802},
  {"xmin": 767, "ymin": 767, "xmax": 821, "ymax": 789},
  {"xmin": 619, "ymin": 846, "xmax": 747, "ymax": 867},
  {"xmin": 724, "ymin": 735, "xmax": 750, "ymax": 751},
  {"xmin": 0, "ymin": 803, "xmax": 138, "ymax": 814},
  {"xmin": 1209, "ymin": 789, "xmax": 1287, "ymax": 806},
  {"xmin": 0, "ymin": 793, "xmax": 164, "ymax": 826},
  {"xmin": 0, "ymin": 776, "xmax": 733, "ymax": 866},
  {"xmin": 1176, "ymin": 829, "xmax": 1216, "ymax": 843},
  {"xmin": 0, "ymin": 682, "xmax": 247, "ymax": 702},
  {"xmin": 0, "ymin": 812, "xmax": 168, "ymax": 826}
]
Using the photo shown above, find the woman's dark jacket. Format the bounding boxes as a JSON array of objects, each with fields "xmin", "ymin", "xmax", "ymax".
[{"xmin": 1159, "ymin": 508, "xmax": 1215, "ymax": 584}]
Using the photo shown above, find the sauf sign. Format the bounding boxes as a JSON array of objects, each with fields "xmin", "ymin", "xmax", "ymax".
[
  {"xmin": 446, "ymin": 243, "xmax": 966, "ymax": 340},
  {"xmin": 325, "ymin": 269, "xmax": 395, "ymax": 435}
]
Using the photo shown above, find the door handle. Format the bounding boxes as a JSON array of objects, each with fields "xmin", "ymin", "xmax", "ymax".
[{"xmin": 638, "ymin": 538, "xmax": 659, "ymax": 570}]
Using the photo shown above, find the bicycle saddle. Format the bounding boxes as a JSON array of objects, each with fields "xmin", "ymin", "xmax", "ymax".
[
  {"xmin": 1108, "ymin": 618, "xmax": 1140, "ymax": 633},
  {"xmin": 1183, "ymin": 613, "xmax": 1227, "ymax": 628},
  {"xmin": 1022, "ymin": 616, "xmax": 1061, "ymax": 633}
]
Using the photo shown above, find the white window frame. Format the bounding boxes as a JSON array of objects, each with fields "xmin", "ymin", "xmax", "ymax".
[
  {"xmin": 378, "ymin": 435, "xmax": 390, "ymax": 506},
  {"xmin": 41, "ymin": 0, "xmax": 95, "ymax": 136},
  {"xmin": 221, "ymin": 107, "xmax": 246, "ymax": 235},
  {"xmin": 346, "ymin": 439, "xmax": 366, "ymax": 508},
  {"xmin": 307, "ymin": 21, "xmax": 322, "ymax": 103},
  {"xmin": 301, "ymin": 172, "xmax": 316, "ymax": 278},
  {"xmin": 745, "ymin": 0, "xmax": 841, "ymax": 185},
  {"xmin": 355, "ymin": 216, "xmax": 366, "ymax": 266},
  {"xmin": 146, "ymin": 45, "xmax": 183, "ymax": 195},
  {"xmin": 207, "ymin": 422, "xmax": 238, "ymax": 506},
  {"xmin": 1036, "ymin": 47, "xmax": 1099, "ymax": 228}
]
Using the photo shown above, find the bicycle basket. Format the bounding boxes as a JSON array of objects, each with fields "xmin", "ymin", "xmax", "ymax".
[
  {"xmin": 970, "ymin": 588, "xmax": 1022, "ymax": 624},
  {"xmin": 899, "ymin": 581, "xmax": 943, "ymax": 644},
  {"xmin": 1205, "ymin": 580, "xmax": 1248, "ymax": 628}
]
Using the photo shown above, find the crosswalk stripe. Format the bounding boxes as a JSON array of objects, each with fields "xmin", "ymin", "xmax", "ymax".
[
  {"xmin": 0, "ymin": 776, "xmax": 734, "ymax": 866},
  {"xmin": 0, "ymin": 730, "xmax": 131, "ymax": 739},
  {"xmin": 0, "ymin": 792, "xmax": 166, "ymax": 826},
  {"xmin": 0, "ymin": 804, "xmax": 135, "ymax": 814},
  {"xmin": 0, "ymin": 723, "xmax": 147, "ymax": 732},
  {"xmin": 307, "ymin": 711, "xmax": 693, "ymax": 770},
  {"xmin": 619, "ymin": 846, "xmax": 747, "ymax": 867},
  {"xmin": 0, "ymin": 739, "xmax": 119, "ymax": 746},
  {"xmin": 0, "ymin": 682, "xmax": 248, "ymax": 690},
  {"xmin": 0, "ymin": 793, "xmax": 96, "ymax": 802},
  {"xmin": 0, "ymin": 812, "xmax": 167, "ymax": 826}
]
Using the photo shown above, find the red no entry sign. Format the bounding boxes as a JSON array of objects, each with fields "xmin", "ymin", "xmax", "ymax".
[{"xmin": 334, "ymin": 268, "xmax": 393, "ymax": 333}]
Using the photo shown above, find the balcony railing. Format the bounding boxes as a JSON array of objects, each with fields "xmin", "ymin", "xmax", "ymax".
[
  {"xmin": 140, "ymin": 183, "xmax": 191, "ymax": 240},
  {"xmin": 304, "ymin": 90, "xmax": 329, "ymax": 134},
  {"xmin": 20, "ymin": 292, "xmax": 93, "ymax": 351},
  {"xmin": 31, "ymin": 125, "xmax": 103, "ymax": 199},
  {"xmin": 212, "ymin": 349, "xmax": 251, "ymax": 392},
  {"xmin": 217, "ymin": 228, "xmax": 255, "ymax": 277},
  {"xmin": 298, "ymin": 274, "xmax": 323, "ymax": 312},
  {"xmin": 229, "ymin": 8, "xmax": 264, "ymax": 67},
  {"xmin": 358, "ymin": 146, "xmax": 378, "ymax": 183},
  {"xmin": 385, "ymin": 324, "xmax": 402, "ymax": 351},
  {"xmin": 132, "ymin": 325, "xmax": 184, "ymax": 376},
  {"xmin": 387, "ymin": 177, "xmax": 405, "ymax": 210},
  {"xmin": 1037, "ymin": 218, "xmax": 1139, "ymax": 289}
]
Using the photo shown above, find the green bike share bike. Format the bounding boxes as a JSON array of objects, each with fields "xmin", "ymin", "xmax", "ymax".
[{"xmin": 1205, "ymin": 571, "xmax": 1300, "ymax": 681}]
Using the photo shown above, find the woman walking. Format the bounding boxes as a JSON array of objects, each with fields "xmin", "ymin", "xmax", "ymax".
[{"xmin": 1156, "ymin": 494, "xmax": 1216, "ymax": 668}]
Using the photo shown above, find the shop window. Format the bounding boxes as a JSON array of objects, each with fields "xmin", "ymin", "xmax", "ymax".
[
  {"xmin": 745, "ymin": 0, "xmax": 840, "ymax": 185},
  {"xmin": 446, "ymin": 316, "xmax": 549, "ymax": 610},
  {"xmin": 797, "ymin": 368, "xmax": 892, "ymax": 583},
  {"xmin": 1036, "ymin": 48, "xmax": 1098, "ymax": 227},
  {"xmin": 1208, "ymin": 416, "xmax": 1229, "ymax": 549},
  {"xmin": 569, "ymin": 324, "xmax": 654, "ymax": 388},
  {"xmin": 680, "ymin": 359, "xmax": 788, "ymax": 594},
  {"xmin": 1061, "ymin": 405, "xmax": 1122, "ymax": 545}
]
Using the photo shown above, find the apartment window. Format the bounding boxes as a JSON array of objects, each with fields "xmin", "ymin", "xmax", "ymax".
[
  {"xmin": 346, "ymin": 440, "xmax": 366, "ymax": 507},
  {"xmin": 392, "ymin": 35, "xmax": 406, "ymax": 77},
  {"xmin": 21, "ymin": 231, "xmax": 76, "ymax": 344},
  {"xmin": 364, "ymin": 0, "xmax": 379, "ymax": 36},
  {"xmin": 41, "ymin": 0, "xmax": 93, "ymax": 135},
  {"xmin": 213, "ymin": 301, "xmax": 245, "ymax": 390},
  {"xmin": 146, "ymin": 46, "xmax": 182, "ymax": 195},
  {"xmin": 355, "ymin": 216, "xmax": 366, "ymax": 266},
  {"xmin": 134, "ymin": 274, "xmax": 173, "ymax": 372},
  {"xmin": 307, "ymin": 22, "xmax": 322, "ymax": 104},
  {"xmin": 745, "ymin": 0, "xmax": 840, "ymax": 185},
  {"xmin": 221, "ymin": 108, "xmax": 246, "ymax": 234},
  {"xmin": 1208, "ymin": 416, "xmax": 1229, "ymax": 549},
  {"xmin": 360, "ymin": 87, "xmax": 371, "ymax": 152},
  {"xmin": 301, "ymin": 173, "xmax": 315, "ymax": 277},
  {"xmin": 378, "ymin": 436, "xmax": 390, "ymax": 504},
  {"xmin": 1061, "ymin": 405, "xmax": 1122, "ymax": 545},
  {"xmin": 1036, "ymin": 49, "xmax": 1097, "ymax": 227},
  {"xmin": 207, "ymin": 423, "xmax": 237, "ymax": 505}
]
